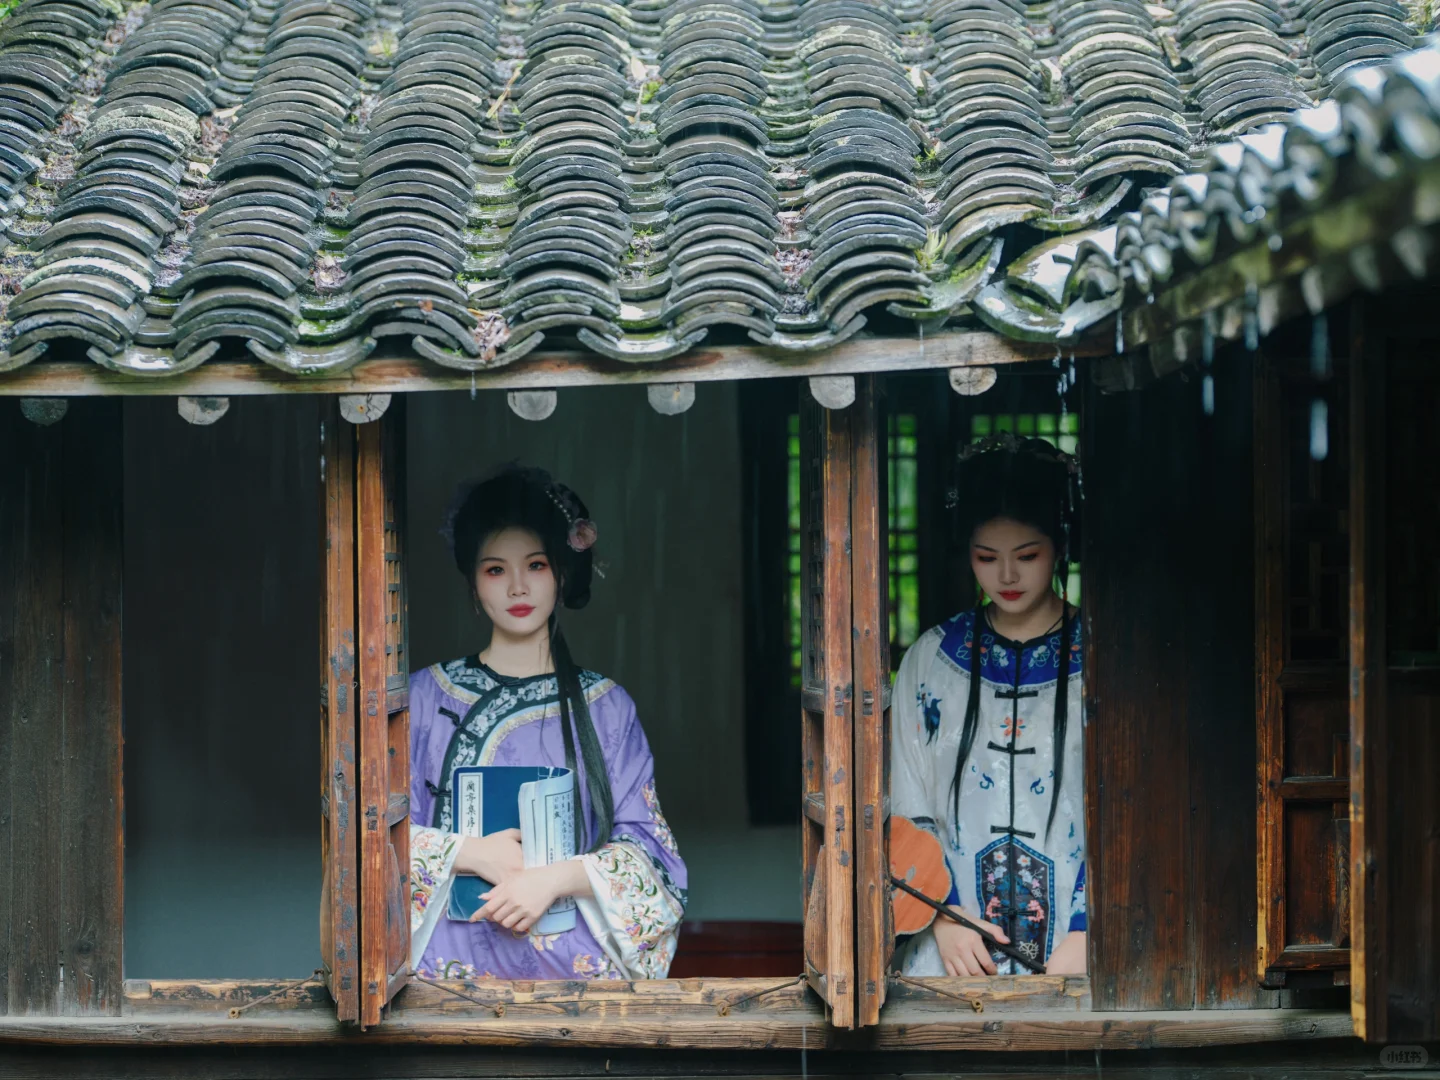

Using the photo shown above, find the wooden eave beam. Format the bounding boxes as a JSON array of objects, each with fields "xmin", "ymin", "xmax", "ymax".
[
  {"xmin": 0, "ymin": 330, "xmax": 1099, "ymax": 397},
  {"xmin": 1120, "ymin": 160, "xmax": 1440, "ymax": 359}
]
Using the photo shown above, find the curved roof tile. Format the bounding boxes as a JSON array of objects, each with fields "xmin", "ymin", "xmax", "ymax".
[{"xmin": 0, "ymin": 0, "xmax": 1423, "ymax": 377}]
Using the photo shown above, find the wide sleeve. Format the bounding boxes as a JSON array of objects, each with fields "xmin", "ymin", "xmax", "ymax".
[
  {"xmin": 890, "ymin": 633, "xmax": 938, "ymax": 826},
  {"xmin": 410, "ymin": 825, "xmax": 460, "ymax": 967},
  {"xmin": 573, "ymin": 686, "xmax": 687, "ymax": 980},
  {"xmin": 407, "ymin": 670, "xmax": 460, "ymax": 966}
]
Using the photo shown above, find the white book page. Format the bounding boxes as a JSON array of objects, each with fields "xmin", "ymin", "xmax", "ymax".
[{"xmin": 519, "ymin": 769, "xmax": 577, "ymax": 929}]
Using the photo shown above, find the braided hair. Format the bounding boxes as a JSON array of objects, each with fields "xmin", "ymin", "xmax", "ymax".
[
  {"xmin": 947, "ymin": 436, "xmax": 1079, "ymax": 842},
  {"xmin": 445, "ymin": 465, "xmax": 614, "ymax": 852}
]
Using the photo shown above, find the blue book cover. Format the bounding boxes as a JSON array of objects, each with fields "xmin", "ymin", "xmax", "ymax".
[{"xmin": 446, "ymin": 765, "xmax": 578, "ymax": 933}]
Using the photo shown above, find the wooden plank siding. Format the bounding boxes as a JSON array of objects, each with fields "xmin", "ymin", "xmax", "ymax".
[
  {"xmin": 1350, "ymin": 299, "xmax": 1440, "ymax": 1043},
  {"xmin": 57, "ymin": 402, "xmax": 125, "ymax": 1016},
  {"xmin": 0, "ymin": 400, "xmax": 124, "ymax": 1016},
  {"xmin": 1377, "ymin": 323, "xmax": 1440, "ymax": 1042},
  {"xmin": 0, "ymin": 405, "xmax": 65, "ymax": 1016},
  {"xmin": 1083, "ymin": 348, "xmax": 1278, "ymax": 1011}
]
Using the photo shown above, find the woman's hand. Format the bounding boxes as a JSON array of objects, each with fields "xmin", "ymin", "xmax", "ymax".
[
  {"xmin": 932, "ymin": 907, "xmax": 1010, "ymax": 976},
  {"xmin": 454, "ymin": 829, "xmax": 524, "ymax": 884},
  {"xmin": 471, "ymin": 859, "xmax": 591, "ymax": 934},
  {"xmin": 1044, "ymin": 930, "xmax": 1087, "ymax": 975}
]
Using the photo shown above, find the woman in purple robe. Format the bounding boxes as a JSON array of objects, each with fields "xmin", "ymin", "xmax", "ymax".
[{"xmin": 408, "ymin": 466, "xmax": 686, "ymax": 980}]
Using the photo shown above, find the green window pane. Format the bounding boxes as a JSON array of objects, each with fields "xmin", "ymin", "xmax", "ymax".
[
  {"xmin": 972, "ymin": 415, "xmax": 992, "ymax": 437},
  {"xmin": 896, "ymin": 459, "xmax": 918, "ymax": 529},
  {"xmin": 898, "ymin": 435, "xmax": 917, "ymax": 456},
  {"xmin": 898, "ymin": 553, "xmax": 918, "ymax": 574},
  {"xmin": 898, "ymin": 414, "xmax": 917, "ymax": 436},
  {"xmin": 1059, "ymin": 434, "xmax": 1078, "ymax": 456},
  {"xmin": 787, "ymin": 462, "xmax": 800, "ymax": 531},
  {"xmin": 1061, "ymin": 413, "xmax": 1079, "ymax": 435},
  {"xmin": 1037, "ymin": 414, "xmax": 1057, "ymax": 436},
  {"xmin": 994, "ymin": 414, "xmax": 1014, "ymax": 433},
  {"xmin": 1016, "ymin": 414, "xmax": 1035, "ymax": 436},
  {"xmin": 899, "ymin": 532, "xmax": 917, "ymax": 552},
  {"xmin": 788, "ymin": 413, "xmax": 800, "ymax": 435},
  {"xmin": 899, "ymin": 576, "xmax": 919, "ymax": 645}
]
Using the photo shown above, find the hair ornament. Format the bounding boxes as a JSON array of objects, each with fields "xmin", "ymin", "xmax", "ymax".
[
  {"xmin": 568, "ymin": 518, "xmax": 598, "ymax": 552},
  {"xmin": 957, "ymin": 432, "xmax": 1078, "ymax": 475},
  {"xmin": 544, "ymin": 481, "xmax": 599, "ymax": 553}
]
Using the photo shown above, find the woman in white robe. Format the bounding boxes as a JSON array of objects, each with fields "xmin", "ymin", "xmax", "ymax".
[{"xmin": 891, "ymin": 435, "xmax": 1086, "ymax": 977}]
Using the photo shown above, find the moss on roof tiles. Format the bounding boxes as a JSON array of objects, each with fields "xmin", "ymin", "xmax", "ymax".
[{"xmin": 0, "ymin": 0, "xmax": 1427, "ymax": 377}]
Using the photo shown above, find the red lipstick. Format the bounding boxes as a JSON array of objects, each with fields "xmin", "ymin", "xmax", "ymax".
[
  {"xmin": 998, "ymin": 590, "xmax": 1024, "ymax": 602},
  {"xmin": 506, "ymin": 604, "xmax": 535, "ymax": 617}
]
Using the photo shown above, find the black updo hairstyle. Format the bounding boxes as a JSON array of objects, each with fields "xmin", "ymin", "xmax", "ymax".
[
  {"xmin": 447, "ymin": 465, "xmax": 612, "ymax": 851},
  {"xmin": 948, "ymin": 435, "xmax": 1079, "ymax": 841}
]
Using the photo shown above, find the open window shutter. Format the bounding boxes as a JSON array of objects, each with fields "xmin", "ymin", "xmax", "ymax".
[
  {"xmin": 799, "ymin": 388, "xmax": 856, "ymax": 1029},
  {"xmin": 1350, "ymin": 308, "xmax": 1440, "ymax": 1043},
  {"xmin": 319, "ymin": 405, "xmax": 359, "ymax": 1022},
  {"xmin": 356, "ymin": 401, "xmax": 412, "ymax": 1028},
  {"xmin": 850, "ymin": 376, "xmax": 891, "ymax": 1026},
  {"xmin": 1254, "ymin": 349, "xmax": 1352, "ymax": 987}
]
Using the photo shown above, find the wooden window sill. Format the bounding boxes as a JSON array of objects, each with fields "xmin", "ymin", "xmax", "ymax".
[{"xmin": 0, "ymin": 979, "xmax": 1353, "ymax": 1050}]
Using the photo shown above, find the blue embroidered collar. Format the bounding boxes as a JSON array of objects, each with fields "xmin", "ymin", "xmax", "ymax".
[{"xmin": 937, "ymin": 608, "xmax": 1082, "ymax": 688}]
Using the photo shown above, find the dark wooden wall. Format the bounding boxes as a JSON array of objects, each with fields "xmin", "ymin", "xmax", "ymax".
[
  {"xmin": 1384, "ymin": 674, "xmax": 1439, "ymax": 1039},
  {"xmin": 0, "ymin": 398, "xmax": 124, "ymax": 1016},
  {"xmin": 1083, "ymin": 349, "xmax": 1279, "ymax": 1010},
  {"xmin": 1372, "ymin": 315, "xmax": 1440, "ymax": 1042}
]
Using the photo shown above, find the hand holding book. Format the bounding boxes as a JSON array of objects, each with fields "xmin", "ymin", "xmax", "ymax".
[
  {"xmin": 472, "ymin": 859, "xmax": 590, "ymax": 933},
  {"xmin": 455, "ymin": 828, "xmax": 524, "ymax": 884},
  {"xmin": 447, "ymin": 765, "xmax": 581, "ymax": 934}
]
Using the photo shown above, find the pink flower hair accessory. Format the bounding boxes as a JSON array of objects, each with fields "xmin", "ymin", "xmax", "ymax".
[{"xmin": 568, "ymin": 518, "xmax": 598, "ymax": 552}]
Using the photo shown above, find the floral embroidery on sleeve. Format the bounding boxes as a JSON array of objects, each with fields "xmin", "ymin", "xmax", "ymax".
[
  {"xmin": 641, "ymin": 779, "xmax": 680, "ymax": 856},
  {"xmin": 411, "ymin": 826, "xmax": 460, "ymax": 932},
  {"xmin": 578, "ymin": 841, "xmax": 683, "ymax": 979}
]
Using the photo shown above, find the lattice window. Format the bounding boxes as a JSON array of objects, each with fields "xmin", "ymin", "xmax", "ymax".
[
  {"xmin": 888, "ymin": 413, "xmax": 919, "ymax": 652},
  {"xmin": 802, "ymin": 409, "xmax": 826, "ymax": 691},
  {"xmin": 789, "ymin": 411, "xmax": 922, "ymax": 681}
]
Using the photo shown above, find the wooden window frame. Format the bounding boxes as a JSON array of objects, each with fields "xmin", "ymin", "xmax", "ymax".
[{"xmin": 0, "ymin": 384, "xmax": 1358, "ymax": 1052}]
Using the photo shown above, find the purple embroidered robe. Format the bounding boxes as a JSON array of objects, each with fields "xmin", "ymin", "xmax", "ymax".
[{"xmin": 408, "ymin": 657, "xmax": 687, "ymax": 980}]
